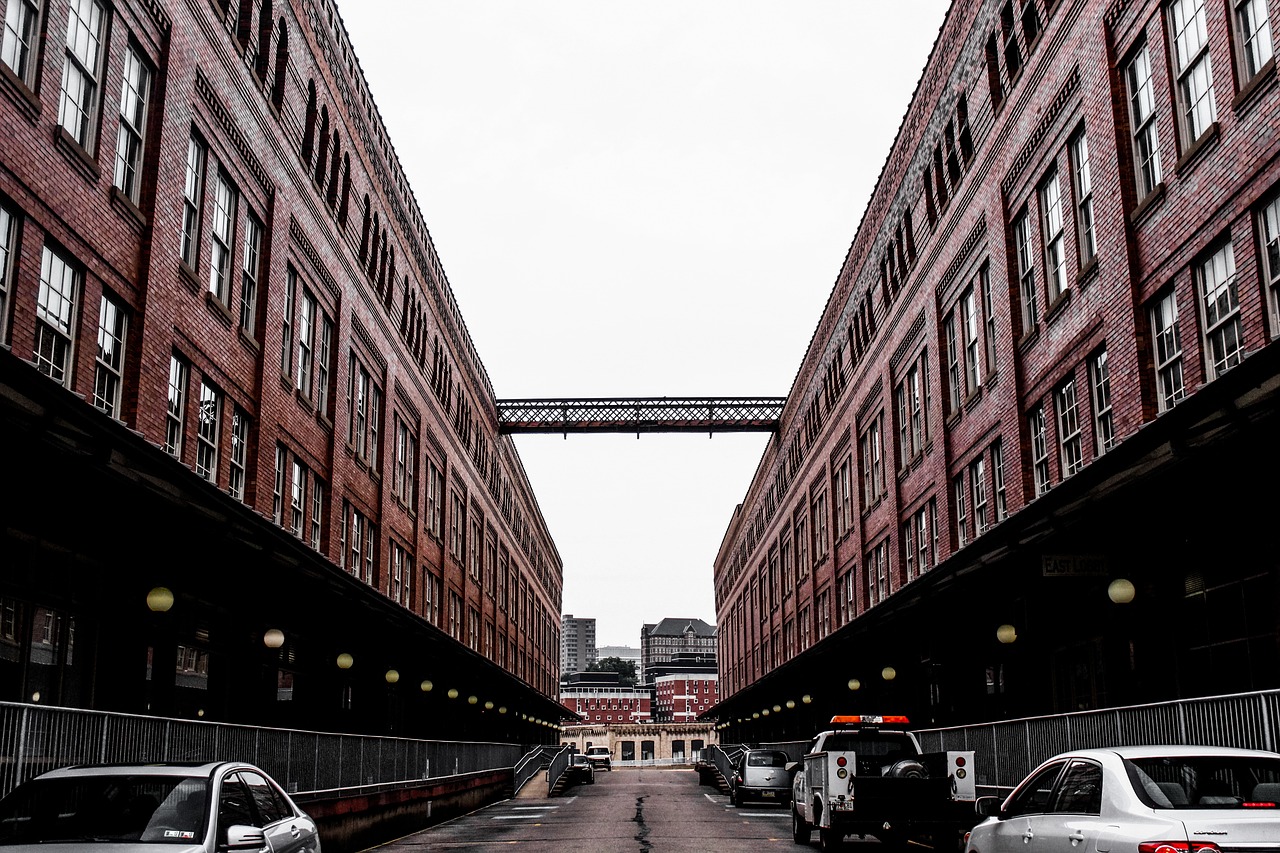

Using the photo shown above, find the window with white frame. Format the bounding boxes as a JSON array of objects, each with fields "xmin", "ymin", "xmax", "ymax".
[
  {"xmin": 780, "ymin": 527, "xmax": 793, "ymax": 594},
  {"xmin": 918, "ymin": 497, "xmax": 937, "ymax": 572},
  {"xmin": 347, "ymin": 351, "xmax": 381, "ymax": 467},
  {"xmin": 57, "ymin": 0, "xmax": 105, "ymax": 148},
  {"xmin": 239, "ymin": 214, "xmax": 262, "ymax": 334},
  {"xmin": 1070, "ymin": 130, "xmax": 1096, "ymax": 266},
  {"xmin": 468, "ymin": 606, "xmax": 479, "ymax": 650},
  {"xmin": 340, "ymin": 500, "xmax": 376, "ymax": 584},
  {"xmin": 196, "ymin": 379, "xmax": 222, "ymax": 483},
  {"xmin": 992, "ymin": 438, "xmax": 1008, "ymax": 521},
  {"xmin": 297, "ymin": 289, "xmax": 315, "ymax": 396},
  {"xmin": 114, "ymin": 44, "xmax": 150, "ymax": 203},
  {"xmin": 423, "ymin": 571, "xmax": 440, "ymax": 624},
  {"xmin": 944, "ymin": 312, "xmax": 962, "ymax": 413},
  {"xmin": 468, "ymin": 511, "xmax": 482, "ymax": 580},
  {"xmin": 1030, "ymin": 404, "xmax": 1051, "ymax": 496},
  {"xmin": 389, "ymin": 541, "xmax": 410, "ymax": 607},
  {"xmin": 280, "ymin": 266, "xmax": 295, "ymax": 377},
  {"xmin": 449, "ymin": 490, "xmax": 465, "ymax": 561},
  {"xmin": 2, "ymin": 0, "xmax": 42, "ymax": 84},
  {"xmin": 981, "ymin": 264, "xmax": 997, "ymax": 374},
  {"xmin": 896, "ymin": 352, "xmax": 928, "ymax": 466},
  {"xmin": 834, "ymin": 455, "xmax": 853, "ymax": 538},
  {"xmin": 289, "ymin": 456, "xmax": 307, "ymax": 536},
  {"xmin": 794, "ymin": 511, "xmax": 809, "ymax": 580},
  {"xmin": 165, "ymin": 355, "xmax": 188, "ymax": 457},
  {"xmin": 1090, "ymin": 348, "xmax": 1115, "ymax": 455},
  {"xmin": 952, "ymin": 473, "xmax": 969, "ymax": 548},
  {"xmin": 181, "ymin": 134, "xmax": 206, "ymax": 268},
  {"xmin": 969, "ymin": 456, "xmax": 989, "ymax": 535},
  {"xmin": 962, "ymin": 285, "xmax": 982, "ymax": 391},
  {"xmin": 1014, "ymin": 209, "xmax": 1039, "ymax": 330},
  {"xmin": 1262, "ymin": 194, "xmax": 1280, "ymax": 337},
  {"xmin": 1040, "ymin": 168, "xmax": 1068, "ymax": 303},
  {"xmin": 1126, "ymin": 42, "xmax": 1163, "ymax": 199},
  {"xmin": 315, "ymin": 311, "xmax": 332, "ymax": 418},
  {"xmin": 811, "ymin": 486, "xmax": 828, "ymax": 563},
  {"xmin": 34, "ymin": 244, "xmax": 79, "ymax": 386},
  {"xmin": 839, "ymin": 570, "xmax": 855, "ymax": 623},
  {"xmin": 0, "ymin": 204, "xmax": 13, "ymax": 344},
  {"xmin": 867, "ymin": 540, "xmax": 888, "ymax": 607},
  {"xmin": 425, "ymin": 457, "xmax": 444, "ymax": 539},
  {"xmin": 229, "ymin": 406, "xmax": 248, "ymax": 501},
  {"xmin": 310, "ymin": 478, "xmax": 323, "ymax": 551},
  {"xmin": 902, "ymin": 516, "xmax": 917, "ymax": 580},
  {"xmin": 393, "ymin": 415, "xmax": 418, "ymax": 510},
  {"xmin": 1167, "ymin": 0, "xmax": 1217, "ymax": 143},
  {"xmin": 207, "ymin": 171, "xmax": 236, "ymax": 303},
  {"xmin": 1056, "ymin": 378, "xmax": 1083, "ymax": 478},
  {"xmin": 1198, "ymin": 242, "xmax": 1243, "ymax": 378},
  {"xmin": 1151, "ymin": 289, "xmax": 1185, "ymax": 411},
  {"xmin": 271, "ymin": 444, "xmax": 286, "ymax": 524},
  {"xmin": 1234, "ymin": 0, "xmax": 1274, "ymax": 79},
  {"xmin": 93, "ymin": 292, "xmax": 127, "ymax": 417},
  {"xmin": 860, "ymin": 415, "xmax": 884, "ymax": 505}
]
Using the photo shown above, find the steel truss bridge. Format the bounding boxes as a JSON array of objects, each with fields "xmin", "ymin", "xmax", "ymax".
[{"xmin": 495, "ymin": 397, "xmax": 785, "ymax": 435}]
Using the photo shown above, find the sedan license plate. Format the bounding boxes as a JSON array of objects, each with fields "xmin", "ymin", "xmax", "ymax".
[{"xmin": 762, "ymin": 791, "xmax": 776, "ymax": 798}]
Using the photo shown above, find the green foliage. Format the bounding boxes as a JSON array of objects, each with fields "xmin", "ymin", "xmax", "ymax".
[{"xmin": 587, "ymin": 656, "xmax": 638, "ymax": 686}]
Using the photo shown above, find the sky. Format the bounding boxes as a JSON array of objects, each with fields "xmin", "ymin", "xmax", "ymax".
[{"xmin": 337, "ymin": 1, "xmax": 953, "ymax": 648}]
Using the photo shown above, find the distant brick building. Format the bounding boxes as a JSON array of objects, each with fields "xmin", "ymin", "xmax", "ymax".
[
  {"xmin": 713, "ymin": 0, "xmax": 1280, "ymax": 742},
  {"xmin": 641, "ymin": 618, "xmax": 716, "ymax": 684},
  {"xmin": 0, "ymin": 0, "xmax": 566, "ymax": 738},
  {"xmin": 559, "ymin": 672, "xmax": 650, "ymax": 724}
]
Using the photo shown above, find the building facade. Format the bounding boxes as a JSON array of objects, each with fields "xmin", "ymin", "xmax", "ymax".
[
  {"xmin": 596, "ymin": 645, "xmax": 642, "ymax": 668},
  {"xmin": 653, "ymin": 674, "xmax": 719, "ymax": 724},
  {"xmin": 560, "ymin": 614, "xmax": 597, "ymax": 677},
  {"xmin": 560, "ymin": 723, "xmax": 716, "ymax": 765},
  {"xmin": 713, "ymin": 0, "xmax": 1280, "ymax": 742},
  {"xmin": 559, "ymin": 671, "xmax": 651, "ymax": 725},
  {"xmin": 641, "ymin": 618, "xmax": 717, "ymax": 684},
  {"xmin": 0, "ymin": 0, "xmax": 566, "ymax": 739}
]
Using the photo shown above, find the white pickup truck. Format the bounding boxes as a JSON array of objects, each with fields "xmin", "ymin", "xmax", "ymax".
[{"xmin": 790, "ymin": 715, "xmax": 978, "ymax": 852}]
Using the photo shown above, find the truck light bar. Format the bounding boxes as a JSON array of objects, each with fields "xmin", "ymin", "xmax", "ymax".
[{"xmin": 830, "ymin": 714, "xmax": 910, "ymax": 725}]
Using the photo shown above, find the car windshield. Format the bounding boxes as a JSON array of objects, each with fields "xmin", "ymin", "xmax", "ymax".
[
  {"xmin": 747, "ymin": 751, "xmax": 789, "ymax": 768},
  {"xmin": 0, "ymin": 775, "xmax": 208, "ymax": 845},
  {"xmin": 1126, "ymin": 756, "xmax": 1280, "ymax": 809}
]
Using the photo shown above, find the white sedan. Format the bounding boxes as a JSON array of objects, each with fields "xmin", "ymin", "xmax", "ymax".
[{"xmin": 965, "ymin": 745, "xmax": 1280, "ymax": 853}]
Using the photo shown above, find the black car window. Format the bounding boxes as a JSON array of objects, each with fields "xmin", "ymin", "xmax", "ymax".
[
  {"xmin": 0, "ymin": 774, "xmax": 208, "ymax": 845},
  {"xmin": 1005, "ymin": 761, "xmax": 1066, "ymax": 817},
  {"xmin": 1127, "ymin": 756, "xmax": 1280, "ymax": 809},
  {"xmin": 1050, "ymin": 760, "xmax": 1103, "ymax": 814},
  {"xmin": 240, "ymin": 771, "xmax": 288, "ymax": 825},
  {"xmin": 218, "ymin": 772, "xmax": 258, "ymax": 838},
  {"xmin": 748, "ymin": 751, "xmax": 789, "ymax": 767}
]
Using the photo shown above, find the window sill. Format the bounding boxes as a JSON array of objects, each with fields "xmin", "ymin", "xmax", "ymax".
[
  {"xmin": 110, "ymin": 187, "xmax": 147, "ymax": 232},
  {"xmin": 179, "ymin": 262, "xmax": 201, "ymax": 295},
  {"xmin": 1045, "ymin": 287, "xmax": 1072, "ymax": 324},
  {"xmin": 204, "ymin": 291, "xmax": 233, "ymax": 326},
  {"xmin": 294, "ymin": 388, "xmax": 315, "ymax": 412},
  {"xmin": 985, "ymin": 371, "xmax": 1000, "ymax": 391},
  {"xmin": 54, "ymin": 126, "xmax": 101, "ymax": 183},
  {"xmin": 964, "ymin": 386, "xmax": 985, "ymax": 413},
  {"xmin": 237, "ymin": 327, "xmax": 260, "ymax": 354},
  {"xmin": 1128, "ymin": 182, "xmax": 1166, "ymax": 228},
  {"xmin": 0, "ymin": 62, "xmax": 39, "ymax": 121},
  {"xmin": 1174, "ymin": 122, "xmax": 1220, "ymax": 178},
  {"xmin": 1018, "ymin": 325, "xmax": 1041, "ymax": 353},
  {"xmin": 1077, "ymin": 257, "xmax": 1099, "ymax": 290},
  {"xmin": 1232, "ymin": 57, "xmax": 1276, "ymax": 117}
]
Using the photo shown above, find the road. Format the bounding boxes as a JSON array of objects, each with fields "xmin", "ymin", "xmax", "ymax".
[{"xmin": 367, "ymin": 767, "xmax": 893, "ymax": 852}]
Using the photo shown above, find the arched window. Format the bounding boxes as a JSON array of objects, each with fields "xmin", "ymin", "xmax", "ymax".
[
  {"xmin": 314, "ymin": 106, "xmax": 330, "ymax": 187},
  {"xmin": 271, "ymin": 19, "xmax": 288, "ymax": 108},
  {"xmin": 256, "ymin": 0, "xmax": 273, "ymax": 79},
  {"xmin": 327, "ymin": 132, "xmax": 340, "ymax": 207},
  {"xmin": 302, "ymin": 80, "xmax": 317, "ymax": 165},
  {"xmin": 236, "ymin": 0, "xmax": 253, "ymax": 47}
]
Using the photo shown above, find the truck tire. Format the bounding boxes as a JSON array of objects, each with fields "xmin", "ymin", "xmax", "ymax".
[
  {"xmin": 886, "ymin": 758, "xmax": 928, "ymax": 779},
  {"xmin": 819, "ymin": 827, "xmax": 844, "ymax": 852},
  {"xmin": 791, "ymin": 807, "xmax": 811, "ymax": 844}
]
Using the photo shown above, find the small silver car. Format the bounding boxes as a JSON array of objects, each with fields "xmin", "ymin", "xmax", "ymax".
[
  {"xmin": 0, "ymin": 760, "xmax": 322, "ymax": 852},
  {"xmin": 732, "ymin": 749, "xmax": 793, "ymax": 807}
]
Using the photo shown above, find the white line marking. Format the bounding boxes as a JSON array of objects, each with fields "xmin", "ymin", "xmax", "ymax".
[
  {"xmin": 511, "ymin": 806, "xmax": 559, "ymax": 810},
  {"xmin": 492, "ymin": 815, "xmax": 545, "ymax": 820},
  {"xmin": 704, "ymin": 794, "xmax": 723, "ymax": 803},
  {"xmin": 736, "ymin": 812, "xmax": 788, "ymax": 817}
]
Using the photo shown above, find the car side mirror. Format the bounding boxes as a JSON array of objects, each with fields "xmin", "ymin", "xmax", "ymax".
[
  {"xmin": 785, "ymin": 761, "xmax": 801, "ymax": 774},
  {"xmin": 226, "ymin": 825, "xmax": 268, "ymax": 849},
  {"xmin": 975, "ymin": 796, "xmax": 1004, "ymax": 819}
]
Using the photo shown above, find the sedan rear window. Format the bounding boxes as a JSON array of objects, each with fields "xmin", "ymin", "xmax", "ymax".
[
  {"xmin": 1126, "ymin": 756, "xmax": 1280, "ymax": 809},
  {"xmin": 747, "ymin": 751, "xmax": 789, "ymax": 767},
  {"xmin": 0, "ymin": 775, "xmax": 208, "ymax": 845}
]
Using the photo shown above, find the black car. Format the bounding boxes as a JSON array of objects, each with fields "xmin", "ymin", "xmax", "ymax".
[{"xmin": 562, "ymin": 753, "xmax": 595, "ymax": 786}]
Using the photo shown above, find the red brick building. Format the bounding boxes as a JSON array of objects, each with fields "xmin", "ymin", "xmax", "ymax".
[
  {"xmin": 712, "ymin": 0, "xmax": 1280, "ymax": 741},
  {"xmin": 0, "ymin": 0, "xmax": 565, "ymax": 738},
  {"xmin": 653, "ymin": 675, "xmax": 719, "ymax": 724}
]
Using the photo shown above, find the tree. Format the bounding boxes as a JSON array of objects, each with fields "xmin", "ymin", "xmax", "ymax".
[{"xmin": 588, "ymin": 656, "xmax": 638, "ymax": 687}]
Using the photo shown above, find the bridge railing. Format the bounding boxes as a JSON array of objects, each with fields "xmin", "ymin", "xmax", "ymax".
[
  {"xmin": 914, "ymin": 689, "xmax": 1280, "ymax": 794},
  {"xmin": 0, "ymin": 702, "xmax": 523, "ymax": 800}
]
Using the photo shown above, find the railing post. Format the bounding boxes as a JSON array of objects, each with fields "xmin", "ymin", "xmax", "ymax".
[
  {"xmin": 15, "ymin": 706, "xmax": 29, "ymax": 789},
  {"xmin": 1262, "ymin": 694, "xmax": 1275, "ymax": 752}
]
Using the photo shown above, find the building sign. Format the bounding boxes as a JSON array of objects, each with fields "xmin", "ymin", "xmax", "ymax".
[{"xmin": 1041, "ymin": 555, "xmax": 1107, "ymax": 577}]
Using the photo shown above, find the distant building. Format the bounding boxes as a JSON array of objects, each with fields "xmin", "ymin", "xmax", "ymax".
[
  {"xmin": 651, "ymin": 652, "xmax": 720, "ymax": 723},
  {"xmin": 559, "ymin": 671, "xmax": 650, "ymax": 724},
  {"xmin": 561, "ymin": 615, "xmax": 597, "ymax": 678},
  {"xmin": 595, "ymin": 645, "xmax": 642, "ymax": 668},
  {"xmin": 641, "ymin": 619, "xmax": 716, "ymax": 684}
]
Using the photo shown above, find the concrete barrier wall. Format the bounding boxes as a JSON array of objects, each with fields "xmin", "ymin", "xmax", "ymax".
[{"xmin": 301, "ymin": 769, "xmax": 513, "ymax": 853}]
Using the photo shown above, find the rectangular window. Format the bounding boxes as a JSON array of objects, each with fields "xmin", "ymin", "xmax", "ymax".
[
  {"xmin": 449, "ymin": 491, "xmax": 465, "ymax": 561},
  {"xmin": 281, "ymin": 267, "xmax": 295, "ymax": 378},
  {"xmin": 424, "ymin": 572, "xmax": 440, "ymax": 624},
  {"xmin": 896, "ymin": 355, "xmax": 927, "ymax": 465},
  {"xmin": 2, "ymin": 0, "xmax": 41, "ymax": 84},
  {"xmin": 393, "ymin": 417, "xmax": 418, "ymax": 510},
  {"xmin": 1070, "ymin": 131, "xmax": 1096, "ymax": 266},
  {"xmin": 289, "ymin": 457, "xmax": 306, "ymax": 536},
  {"xmin": 839, "ymin": 570, "xmax": 854, "ymax": 622},
  {"xmin": 1056, "ymin": 378, "xmax": 1083, "ymax": 478},
  {"xmin": 196, "ymin": 379, "xmax": 221, "ymax": 483},
  {"xmin": 944, "ymin": 312, "xmax": 962, "ymax": 412},
  {"xmin": 340, "ymin": 500, "xmax": 375, "ymax": 583},
  {"xmin": 229, "ymin": 406, "xmax": 248, "ymax": 501},
  {"xmin": 1040, "ymin": 169, "xmax": 1068, "ymax": 303},
  {"xmin": 165, "ymin": 355, "xmax": 188, "ymax": 457},
  {"xmin": 1168, "ymin": 0, "xmax": 1217, "ymax": 142},
  {"xmin": 297, "ymin": 289, "xmax": 314, "ymax": 396},
  {"xmin": 962, "ymin": 286, "xmax": 982, "ymax": 391},
  {"xmin": 953, "ymin": 474, "xmax": 969, "ymax": 548},
  {"xmin": 860, "ymin": 416, "xmax": 884, "ymax": 505},
  {"xmin": 93, "ymin": 292, "xmax": 127, "ymax": 417},
  {"xmin": 316, "ymin": 314, "xmax": 332, "ymax": 418},
  {"xmin": 208, "ymin": 170, "xmax": 236, "ymax": 303},
  {"xmin": 981, "ymin": 264, "xmax": 998, "ymax": 374},
  {"xmin": 1089, "ymin": 349, "xmax": 1115, "ymax": 455},
  {"xmin": 902, "ymin": 516, "xmax": 916, "ymax": 581},
  {"xmin": 389, "ymin": 541, "xmax": 410, "ymax": 607},
  {"xmin": 969, "ymin": 456, "xmax": 989, "ymax": 535},
  {"xmin": 425, "ymin": 457, "xmax": 444, "ymax": 539},
  {"xmin": 113, "ymin": 45, "xmax": 150, "ymax": 203},
  {"xmin": 992, "ymin": 438, "xmax": 1009, "ymax": 522},
  {"xmin": 347, "ymin": 353, "xmax": 382, "ymax": 467},
  {"xmin": 1262, "ymin": 195, "xmax": 1280, "ymax": 337},
  {"xmin": 310, "ymin": 477, "xmax": 323, "ymax": 551},
  {"xmin": 469, "ymin": 512, "xmax": 482, "ymax": 580},
  {"xmin": 1127, "ymin": 43, "xmax": 1163, "ymax": 199},
  {"xmin": 1030, "ymin": 404, "xmax": 1051, "ymax": 496},
  {"xmin": 34, "ymin": 245, "xmax": 79, "ymax": 386},
  {"xmin": 811, "ymin": 487, "xmax": 828, "ymax": 563},
  {"xmin": 1151, "ymin": 289, "xmax": 1185, "ymax": 411},
  {"xmin": 0, "ymin": 204, "xmax": 13, "ymax": 344},
  {"xmin": 794, "ymin": 512, "xmax": 808, "ymax": 580},
  {"xmin": 272, "ymin": 444, "xmax": 286, "ymax": 525},
  {"xmin": 869, "ymin": 540, "xmax": 888, "ymax": 606},
  {"xmin": 834, "ymin": 457, "xmax": 853, "ymax": 537},
  {"xmin": 1199, "ymin": 242, "xmax": 1243, "ymax": 378},
  {"xmin": 57, "ymin": 0, "xmax": 105, "ymax": 148},
  {"xmin": 239, "ymin": 214, "xmax": 262, "ymax": 334},
  {"xmin": 919, "ymin": 498, "xmax": 937, "ymax": 572},
  {"xmin": 181, "ymin": 135, "xmax": 206, "ymax": 268},
  {"xmin": 1235, "ymin": 0, "xmax": 1274, "ymax": 79},
  {"xmin": 1014, "ymin": 209, "xmax": 1039, "ymax": 330}
]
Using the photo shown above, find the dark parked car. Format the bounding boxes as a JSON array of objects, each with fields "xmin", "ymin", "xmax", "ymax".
[
  {"xmin": 0, "ymin": 760, "xmax": 321, "ymax": 851},
  {"xmin": 732, "ymin": 749, "xmax": 793, "ymax": 807},
  {"xmin": 562, "ymin": 754, "xmax": 595, "ymax": 787}
]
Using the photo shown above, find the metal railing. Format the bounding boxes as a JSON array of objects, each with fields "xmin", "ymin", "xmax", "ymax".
[
  {"xmin": 544, "ymin": 746, "xmax": 571, "ymax": 794},
  {"xmin": 914, "ymin": 689, "xmax": 1280, "ymax": 795},
  {"xmin": 0, "ymin": 702, "xmax": 522, "ymax": 800},
  {"xmin": 706, "ymin": 743, "xmax": 745, "ymax": 786},
  {"xmin": 513, "ymin": 745, "xmax": 562, "ymax": 795}
]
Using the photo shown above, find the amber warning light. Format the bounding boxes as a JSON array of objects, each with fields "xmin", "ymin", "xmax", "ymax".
[{"xmin": 830, "ymin": 715, "xmax": 910, "ymax": 725}]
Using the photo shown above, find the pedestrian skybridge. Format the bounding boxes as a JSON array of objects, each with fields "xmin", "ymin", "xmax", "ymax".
[{"xmin": 495, "ymin": 397, "xmax": 785, "ymax": 435}]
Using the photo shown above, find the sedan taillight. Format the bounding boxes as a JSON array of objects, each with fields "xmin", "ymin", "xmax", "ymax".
[{"xmin": 1139, "ymin": 843, "xmax": 1222, "ymax": 853}]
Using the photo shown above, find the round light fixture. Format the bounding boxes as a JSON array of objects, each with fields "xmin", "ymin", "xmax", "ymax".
[
  {"xmin": 420, "ymin": 680, "xmax": 434, "ymax": 692},
  {"xmin": 882, "ymin": 666, "xmax": 897, "ymax": 681},
  {"xmin": 336, "ymin": 653, "xmax": 354, "ymax": 670},
  {"xmin": 1108, "ymin": 578, "xmax": 1136, "ymax": 604},
  {"xmin": 385, "ymin": 669, "xmax": 399, "ymax": 684},
  {"xmin": 447, "ymin": 688, "xmax": 459, "ymax": 699},
  {"xmin": 997, "ymin": 624, "xmax": 1018, "ymax": 644},
  {"xmin": 848, "ymin": 678, "xmax": 861, "ymax": 691},
  {"xmin": 263, "ymin": 628, "xmax": 285, "ymax": 649},
  {"xmin": 146, "ymin": 587, "xmax": 174, "ymax": 612}
]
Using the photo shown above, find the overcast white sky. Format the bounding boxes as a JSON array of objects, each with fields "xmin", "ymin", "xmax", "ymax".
[{"xmin": 338, "ymin": 1, "xmax": 953, "ymax": 648}]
